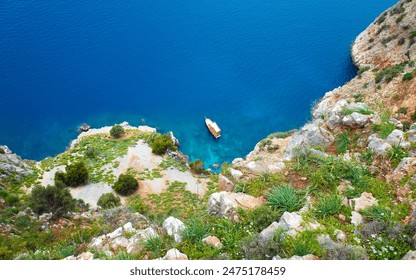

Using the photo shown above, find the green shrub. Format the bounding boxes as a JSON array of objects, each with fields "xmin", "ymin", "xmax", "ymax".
[
  {"xmin": 375, "ymin": 63, "xmax": 406, "ymax": 83},
  {"xmin": 412, "ymin": 111, "xmax": 416, "ymax": 122},
  {"xmin": 64, "ymin": 162, "xmax": 89, "ymax": 187},
  {"xmin": 315, "ymin": 194, "xmax": 342, "ymax": 217},
  {"xmin": 359, "ymin": 149, "xmax": 374, "ymax": 165},
  {"xmin": 189, "ymin": 159, "xmax": 206, "ymax": 174},
  {"xmin": 150, "ymin": 134, "xmax": 175, "ymax": 155},
  {"xmin": 54, "ymin": 171, "xmax": 66, "ymax": 185},
  {"xmin": 361, "ymin": 205, "xmax": 393, "ymax": 223},
  {"xmin": 85, "ymin": 146, "xmax": 99, "ymax": 158},
  {"xmin": 396, "ymin": 107, "xmax": 408, "ymax": 115},
  {"xmin": 402, "ymin": 121, "xmax": 411, "ymax": 131},
  {"xmin": 238, "ymin": 205, "xmax": 282, "ymax": 233},
  {"xmin": 398, "ymin": 37, "xmax": 406, "ymax": 45},
  {"xmin": 126, "ymin": 194, "xmax": 150, "ymax": 214},
  {"xmin": 112, "ymin": 174, "xmax": 138, "ymax": 196},
  {"xmin": 235, "ymin": 173, "xmax": 285, "ymax": 197},
  {"xmin": 5, "ymin": 194, "xmax": 19, "ymax": 206},
  {"xmin": 28, "ymin": 185, "xmax": 76, "ymax": 218},
  {"xmin": 97, "ymin": 193, "xmax": 121, "ymax": 209},
  {"xmin": 110, "ymin": 124, "xmax": 125, "ymax": 138},
  {"xmin": 181, "ymin": 218, "xmax": 211, "ymax": 243},
  {"xmin": 0, "ymin": 147, "xmax": 5, "ymax": 154},
  {"xmin": 266, "ymin": 185, "xmax": 305, "ymax": 212},
  {"xmin": 402, "ymin": 73, "xmax": 413, "ymax": 81}
]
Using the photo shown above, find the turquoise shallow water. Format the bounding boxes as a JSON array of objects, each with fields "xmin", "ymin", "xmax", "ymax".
[{"xmin": 0, "ymin": 0, "xmax": 397, "ymax": 167}]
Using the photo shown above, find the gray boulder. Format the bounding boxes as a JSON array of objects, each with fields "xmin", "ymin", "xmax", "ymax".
[
  {"xmin": 218, "ymin": 174, "xmax": 234, "ymax": 192},
  {"xmin": 207, "ymin": 191, "xmax": 263, "ymax": 218},
  {"xmin": 342, "ymin": 112, "xmax": 371, "ymax": 128},
  {"xmin": 229, "ymin": 168, "xmax": 243, "ymax": 181},
  {"xmin": 402, "ymin": 250, "xmax": 416, "ymax": 260},
  {"xmin": 386, "ymin": 130, "xmax": 409, "ymax": 148},
  {"xmin": 162, "ymin": 216, "xmax": 185, "ymax": 243},
  {"xmin": 367, "ymin": 134, "xmax": 392, "ymax": 156},
  {"xmin": 408, "ymin": 130, "xmax": 416, "ymax": 143}
]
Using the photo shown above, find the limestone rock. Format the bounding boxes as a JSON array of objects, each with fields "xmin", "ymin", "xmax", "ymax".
[
  {"xmin": 202, "ymin": 236, "xmax": 223, "ymax": 249},
  {"xmin": 386, "ymin": 130, "xmax": 409, "ymax": 148},
  {"xmin": 138, "ymin": 126, "xmax": 157, "ymax": 133},
  {"xmin": 110, "ymin": 236, "xmax": 129, "ymax": 250},
  {"xmin": 367, "ymin": 134, "xmax": 391, "ymax": 156},
  {"xmin": 335, "ymin": 230, "xmax": 347, "ymax": 242},
  {"xmin": 351, "ymin": 211, "xmax": 363, "ymax": 226},
  {"xmin": 402, "ymin": 250, "xmax": 416, "ymax": 260},
  {"xmin": 408, "ymin": 130, "xmax": 416, "ymax": 143},
  {"xmin": 342, "ymin": 112, "xmax": 371, "ymax": 128},
  {"xmin": 317, "ymin": 235, "xmax": 337, "ymax": 250},
  {"xmin": 77, "ymin": 252, "xmax": 94, "ymax": 260},
  {"xmin": 218, "ymin": 174, "xmax": 235, "ymax": 192},
  {"xmin": 106, "ymin": 227, "xmax": 123, "ymax": 239},
  {"xmin": 259, "ymin": 222, "xmax": 281, "ymax": 243},
  {"xmin": 279, "ymin": 212, "xmax": 303, "ymax": 231},
  {"xmin": 229, "ymin": 168, "xmax": 243, "ymax": 181},
  {"xmin": 207, "ymin": 191, "xmax": 263, "ymax": 218},
  {"xmin": 231, "ymin": 158, "xmax": 244, "ymax": 165},
  {"xmin": 162, "ymin": 216, "xmax": 185, "ymax": 243},
  {"xmin": 168, "ymin": 131, "xmax": 180, "ymax": 147},
  {"xmin": 127, "ymin": 243, "xmax": 144, "ymax": 255},
  {"xmin": 163, "ymin": 249, "xmax": 188, "ymax": 260},
  {"xmin": 350, "ymin": 192, "xmax": 378, "ymax": 211},
  {"xmin": 123, "ymin": 222, "xmax": 136, "ymax": 233}
]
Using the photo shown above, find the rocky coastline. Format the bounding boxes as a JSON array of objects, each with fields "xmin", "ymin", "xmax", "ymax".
[{"xmin": 1, "ymin": 0, "xmax": 416, "ymax": 260}]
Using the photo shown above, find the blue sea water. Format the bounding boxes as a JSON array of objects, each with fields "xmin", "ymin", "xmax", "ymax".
[{"xmin": 0, "ymin": 0, "xmax": 397, "ymax": 167}]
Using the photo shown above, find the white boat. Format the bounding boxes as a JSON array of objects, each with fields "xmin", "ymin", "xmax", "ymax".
[{"xmin": 205, "ymin": 117, "xmax": 221, "ymax": 138}]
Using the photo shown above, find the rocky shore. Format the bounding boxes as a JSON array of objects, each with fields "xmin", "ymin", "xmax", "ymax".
[{"xmin": 1, "ymin": 0, "xmax": 416, "ymax": 260}]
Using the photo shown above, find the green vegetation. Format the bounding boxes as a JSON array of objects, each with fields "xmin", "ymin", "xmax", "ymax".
[
  {"xmin": 97, "ymin": 193, "xmax": 121, "ymax": 209},
  {"xmin": 387, "ymin": 145, "xmax": 408, "ymax": 168},
  {"xmin": 342, "ymin": 106, "xmax": 373, "ymax": 116},
  {"xmin": 126, "ymin": 194, "xmax": 150, "ymax": 214},
  {"xmin": 63, "ymin": 162, "xmax": 89, "ymax": 187},
  {"xmin": 372, "ymin": 112, "xmax": 396, "ymax": 139},
  {"xmin": 396, "ymin": 107, "xmax": 408, "ymax": 115},
  {"xmin": 112, "ymin": 174, "xmax": 138, "ymax": 196},
  {"xmin": 110, "ymin": 124, "xmax": 125, "ymax": 138},
  {"xmin": 28, "ymin": 185, "xmax": 76, "ymax": 218},
  {"xmin": 335, "ymin": 131, "xmax": 351, "ymax": 154},
  {"xmin": 315, "ymin": 194, "xmax": 342, "ymax": 217},
  {"xmin": 357, "ymin": 66, "xmax": 370, "ymax": 76},
  {"xmin": 402, "ymin": 72, "xmax": 413, "ymax": 81},
  {"xmin": 189, "ymin": 159, "xmax": 207, "ymax": 174},
  {"xmin": 159, "ymin": 156, "xmax": 188, "ymax": 172},
  {"xmin": 149, "ymin": 134, "xmax": 176, "ymax": 155},
  {"xmin": 266, "ymin": 184, "xmax": 305, "ymax": 212},
  {"xmin": 234, "ymin": 172, "xmax": 285, "ymax": 197},
  {"xmin": 181, "ymin": 218, "xmax": 211, "ymax": 243},
  {"xmin": 375, "ymin": 63, "xmax": 406, "ymax": 83}
]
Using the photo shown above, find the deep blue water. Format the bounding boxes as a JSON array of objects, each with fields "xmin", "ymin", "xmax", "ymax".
[{"xmin": 0, "ymin": 0, "xmax": 396, "ymax": 167}]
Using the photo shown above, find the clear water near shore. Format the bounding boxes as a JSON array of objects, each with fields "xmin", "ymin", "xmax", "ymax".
[{"xmin": 0, "ymin": 0, "xmax": 397, "ymax": 167}]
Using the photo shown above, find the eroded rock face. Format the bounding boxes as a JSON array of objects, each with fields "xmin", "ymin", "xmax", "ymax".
[
  {"xmin": 0, "ymin": 145, "xmax": 33, "ymax": 183},
  {"xmin": 259, "ymin": 211, "xmax": 304, "ymax": 243},
  {"xmin": 207, "ymin": 192, "xmax": 264, "ymax": 218},
  {"xmin": 162, "ymin": 216, "xmax": 185, "ymax": 243}
]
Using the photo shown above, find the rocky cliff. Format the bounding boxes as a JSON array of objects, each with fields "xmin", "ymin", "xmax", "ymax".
[{"xmin": 0, "ymin": 0, "xmax": 416, "ymax": 260}]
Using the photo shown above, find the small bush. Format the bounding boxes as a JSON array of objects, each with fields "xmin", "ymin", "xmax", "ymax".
[
  {"xmin": 28, "ymin": 185, "xmax": 76, "ymax": 218},
  {"xmin": 0, "ymin": 147, "xmax": 5, "ymax": 154},
  {"xmin": 113, "ymin": 174, "xmax": 138, "ymax": 196},
  {"xmin": 396, "ymin": 107, "xmax": 408, "ymax": 115},
  {"xmin": 150, "ymin": 134, "xmax": 175, "ymax": 155},
  {"xmin": 315, "ymin": 194, "xmax": 342, "ymax": 217},
  {"xmin": 189, "ymin": 159, "xmax": 206, "ymax": 174},
  {"xmin": 375, "ymin": 63, "xmax": 406, "ymax": 83},
  {"xmin": 54, "ymin": 171, "xmax": 66, "ymax": 185},
  {"xmin": 85, "ymin": 146, "xmax": 99, "ymax": 158},
  {"xmin": 266, "ymin": 185, "xmax": 305, "ymax": 212},
  {"xmin": 239, "ymin": 205, "xmax": 282, "ymax": 233},
  {"xmin": 64, "ymin": 162, "xmax": 89, "ymax": 187},
  {"xmin": 361, "ymin": 205, "xmax": 393, "ymax": 222},
  {"xmin": 402, "ymin": 73, "xmax": 413, "ymax": 81},
  {"xmin": 97, "ymin": 193, "xmax": 121, "ymax": 209},
  {"xmin": 110, "ymin": 124, "xmax": 125, "ymax": 138},
  {"xmin": 5, "ymin": 194, "xmax": 19, "ymax": 206},
  {"xmin": 398, "ymin": 37, "xmax": 406, "ymax": 45},
  {"xmin": 412, "ymin": 111, "xmax": 416, "ymax": 122}
]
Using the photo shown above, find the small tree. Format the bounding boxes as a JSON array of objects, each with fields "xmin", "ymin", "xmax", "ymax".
[
  {"xmin": 150, "ymin": 134, "xmax": 175, "ymax": 155},
  {"xmin": 110, "ymin": 124, "xmax": 125, "ymax": 138},
  {"xmin": 28, "ymin": 185, "xmax": 76, "ymax": 218},
  {"xmin": 54, "ymin": 171, "xmax": 66, "ymax": 185},
  {"xmin": 65, "ymin": 162, "xmax": 89, "ymax": 187},
  {"xmin": 189, "ymin": 159, "xmax": 206, "ymax": 174},
  {"xmin": 97, "ymin": 193, "xmax": 121, "ymax": 209},
  {"xmin": 113, "ymin": 174, "xmax": 138, "ymax": 196}
]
